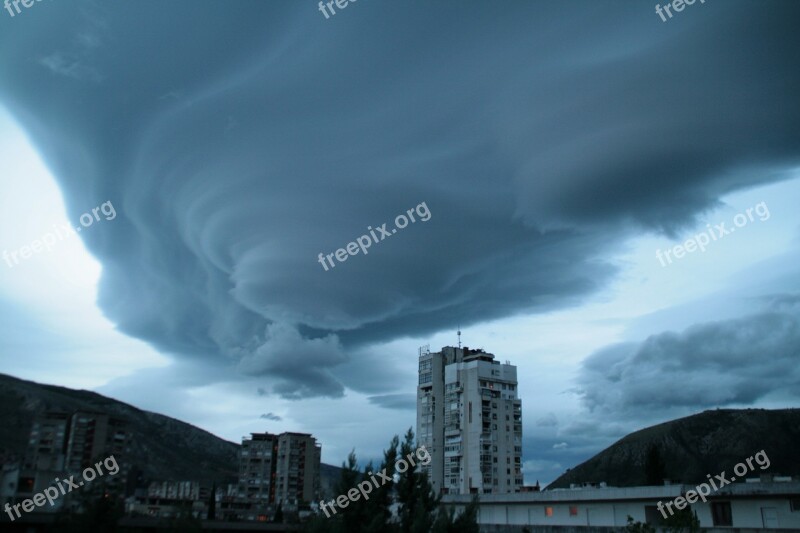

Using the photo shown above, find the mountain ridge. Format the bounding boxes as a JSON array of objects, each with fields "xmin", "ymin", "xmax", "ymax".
[
  {"xmin": 547, "ymin": 408, "xmax": 800, "ymax": 489},
  {"xmin": 0, "ymin": 372, "xmax": 240, "ymax": 483}
]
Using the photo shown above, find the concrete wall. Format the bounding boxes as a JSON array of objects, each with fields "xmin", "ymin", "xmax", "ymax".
[
  {"xmin": 444, "ymin": 490, "xmax": 800, "ymax": 530},
  {"xmin": 693, "ymin": 498, "xmax": 800, "ymax": 529}
]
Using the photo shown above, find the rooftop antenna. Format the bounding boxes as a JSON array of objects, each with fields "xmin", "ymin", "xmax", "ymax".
[{"xmin": 457, "ymin": 325, "xmax": 462, "ymax": 348}]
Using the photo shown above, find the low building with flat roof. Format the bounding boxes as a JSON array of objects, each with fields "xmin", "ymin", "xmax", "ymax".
[{"xmin": 441, "ymin": 479, "xmax": 800, "ymax": 531}]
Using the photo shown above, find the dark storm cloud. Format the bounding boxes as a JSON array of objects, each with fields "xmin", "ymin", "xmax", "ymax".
[
  {"xmin": 576, "ymin": 295, "xmax": 800, "ymax": 416},
  {"xmin": 1, "ymin": 1, "xmax": 799, "ymax": 398},
  {"xmin": 260, "ymin": 412, "xmax": 282, "ymax": 422}
]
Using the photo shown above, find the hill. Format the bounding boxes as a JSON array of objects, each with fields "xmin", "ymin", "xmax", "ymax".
[
  {"xmin": 0, "ymin": 373, "xmax": 241, "ymax": 483},
  {"xmin": 548, "ymin": 408, "xmax": 800, "ymax": 489}
]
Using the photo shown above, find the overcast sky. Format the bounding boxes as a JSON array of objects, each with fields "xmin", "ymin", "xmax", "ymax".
[{"xmin": 1, "ymin": 1, "xmax": 799, "ymax": 486}]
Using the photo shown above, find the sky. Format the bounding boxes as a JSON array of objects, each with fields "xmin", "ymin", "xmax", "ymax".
[{"xmin": 1, "ymin": 0, "xmax": 799, "ymax": 486}]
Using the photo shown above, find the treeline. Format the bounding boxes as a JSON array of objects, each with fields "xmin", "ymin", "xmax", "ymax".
[{"xmin": 303, "ymin": 429, "xmax": 479, "ymax": 533}]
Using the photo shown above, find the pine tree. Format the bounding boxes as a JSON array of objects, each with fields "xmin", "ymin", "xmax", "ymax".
[
  {"xmin": 302, "ymin": 428, "xmax": 480, "ymax": 533},
  {"xmin": 644, "ymin": 443, "xmax": 667, "ymax": 485}
]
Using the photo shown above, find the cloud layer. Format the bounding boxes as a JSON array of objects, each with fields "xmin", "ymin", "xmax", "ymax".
[
  {"xmin": 578, "ymin": 295, "xmax": 800, "ymax": 417},
  {"xmin": 1, "ymin": 1, "xmax": 799, "ymax": 403}
]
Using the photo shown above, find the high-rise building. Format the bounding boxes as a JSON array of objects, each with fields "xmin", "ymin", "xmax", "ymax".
[
  {"xmin": 12, "ymin": 411, "xmax": 129, "ymax": 513},
  {"xmin": 274, "ymin": 433, "xmax": 321, "ymax": 507},
  {"xmin": 239, "ymin": 432, "xmax": 277, "ymax": 504},
  {"xmin": 24, "ymin": 412, "xmax": 69, "ymax": 471},
  {"xmin": 238, "ymin": 432, "xmax": 320, "ymax": 514},
  {"xmin": 417, "ymin": 346, "xmax": 523, "ymax": 495},
  {"xmin": 65, "ymin": 412, "xmax": 128, "ymax": 473}
]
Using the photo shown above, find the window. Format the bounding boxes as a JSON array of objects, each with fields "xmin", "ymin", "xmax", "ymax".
[
  {"xmin": 711, "ymin": 502, "xmax": 733, "ymax": 526},
  {"xmin": 791, "ymin": 498, "xmax": 800, "ymax": 512},
  {"xmin": 645, "ymin": 506, "xmax": 666, "ymax": 525},
  {"xmin": 545, "ymin": 507, "xmax": 554, "ymax": 517},
  {"xmin": 569, "ymin": 506, "xmax": 578, "ymax": 516}
]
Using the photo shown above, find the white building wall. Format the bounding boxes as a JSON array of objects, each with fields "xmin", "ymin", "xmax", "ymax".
[
  {"xmin": 693, "ymin": 498, "xmax": 799, "ymax": 529},
  {"xmin": 443, "ymin": 483, "xmax": 800, "ymax": 530}
]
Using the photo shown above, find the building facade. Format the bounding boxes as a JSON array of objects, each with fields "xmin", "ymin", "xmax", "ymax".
[
  {"xmin": 24, "ymin": 412, "xmax": 69, "ymax": 471},
  {"xmin": 441, "ymin": 479, "xmax": 800, "ymax": 531},
  {"xmin": 65, "ymin": 412, "xmax": 128, "ymax": 474},
  {"xmin": 417, "ymin": 346, "xmax": 523, "ymax": 495},
  {"xmin": 3, "ymin": 411, "xmax": 130, "ymax": 516},
  {"xmin": 274, "ymin": 433, "xmax": 321, "ymax": 508},
  {"xmin": 236, "ymin": 431, "xmax": 321, "ymax": 519},
  {"xmin": 239, "ymin": 432, "xmax": 277, "ymax": 505}
]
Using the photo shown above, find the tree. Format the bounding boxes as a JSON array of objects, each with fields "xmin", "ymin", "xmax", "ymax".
[
  {"xmin": 397, "ymin": 429, "xmax": 438, "ymax": 533},
  {"xmin": 625, "ymin": 515, "xmax": 656, "ymax": 533},
  {"xmin": 432, "ymin": 494, "xmax": 480, "ymax": 533},
  {"xmin": 302, "ymin": 428, "xmax": 480, "ymax": 533},
  {"xmin": 55, "ymin": 475, "xmax": 125, "ymax": 533},
  {"xmin": 207, "ymin": 481, "xmax": 216, "ymax": 520},
  {"xmin": 645, "ymin": 444, "xmax": 667, "ymax": 485},
  {"xmin": 663, "ymin": 507, "xmax": 701, "ymax": 533}
]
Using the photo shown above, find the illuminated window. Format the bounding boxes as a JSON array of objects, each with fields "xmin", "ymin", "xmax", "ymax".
[
  {"xmin": 545, "ymin": 507, "xmax": 554, "ymax": 517},
  {"xmin": 570, "ymin": 506, "xmax": 578, "ymax": 516}
]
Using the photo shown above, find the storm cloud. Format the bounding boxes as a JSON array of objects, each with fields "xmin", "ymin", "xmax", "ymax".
[
  {"xmin": 1, "ymin": 1, "xmax": 799, "ymax": 400},
  {"xmin": 577, "ymin": 294, "xmax": 800, "ymax": 417}
]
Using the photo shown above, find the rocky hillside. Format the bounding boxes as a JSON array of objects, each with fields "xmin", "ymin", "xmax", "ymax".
[
  {"xmin": 548, "ymin": 408, "xmax": 800, "ymax": 489},
  {"xmin": 0, "ymin": 372, "xmax": 240, "ymax": 484}
]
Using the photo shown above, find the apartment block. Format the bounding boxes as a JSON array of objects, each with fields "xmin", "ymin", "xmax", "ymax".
[
  {"xmin": 24, "ymin": 411, "xmax": 69, "ymax": 471},
  {"xmin": 6, "ymin": 411, "xmax": 130, "ymax": 514},
  {"xmin": 274, "ymin": 433, "xmax": 321, "ymax": 507},
  {"xmin": 417, "ymin": 346, "xmax": 523, "ymax": 495},
  {"xmin": 238, "ymin": 432, "xmax": 320, "ymax": 512},
  {"xmin": 239, "ymin": 432, "xmax": 277, "ymax": 504},
  {"xmin": 65, "ymin": 412, "xmax": 128, "ymax": 474}
]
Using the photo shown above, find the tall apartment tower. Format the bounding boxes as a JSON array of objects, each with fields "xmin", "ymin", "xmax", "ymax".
[
  {"xmin": 65, "ymin": 412, "xmax": 128, "ymax": 473},
  {"xmin": 24, "ymin": 412, "xmax": 70, "ymax": 471},
  {"xmin": 239, "ymin": 432, "xmax": 321, "ymax": 510},
  {"xmin": 274, "ymin": 433, "xmax": 321, "ymax": 507},
  {"xmin": 239, "ymin": 433, "xmax": 277, "ymax": 504},
  {"xmin": 417, "ymin": 346, "xmax": 523, "ymax": 495}
]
